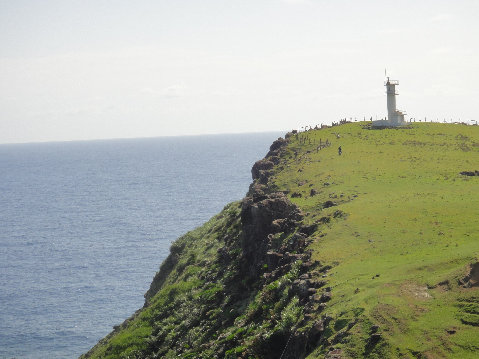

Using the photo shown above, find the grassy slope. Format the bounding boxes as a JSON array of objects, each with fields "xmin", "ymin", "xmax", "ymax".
[
  {"xmin": 81, "ymin": 203, "xmax": 244, "ymax": 358},
  {"xmin": 82, "ymin": 122, "xmax": 479, "ymax": 358},
  {"xmin": 273, "ymin": 122, "xmax": 479, "ymax": 358}
]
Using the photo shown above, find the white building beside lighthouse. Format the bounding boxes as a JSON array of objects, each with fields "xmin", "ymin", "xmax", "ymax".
[{"xmin": 373, "ymin": 77, "xmax": 407, "ymax": 127}]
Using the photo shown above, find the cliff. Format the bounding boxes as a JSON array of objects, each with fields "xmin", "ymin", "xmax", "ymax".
[{"xmin": 81, "ymin": 122, "xmax": 479, "ymax": 358}]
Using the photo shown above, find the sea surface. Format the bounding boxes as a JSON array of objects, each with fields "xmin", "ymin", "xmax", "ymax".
[{"xmin": 0, "ymin": 132, "xmax": 282, "ymax": 359}]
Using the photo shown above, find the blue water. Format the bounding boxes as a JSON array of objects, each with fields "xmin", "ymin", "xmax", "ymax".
[{"xmin": 0, "ymin": 132, "xmax": 281, "ymax": 359}]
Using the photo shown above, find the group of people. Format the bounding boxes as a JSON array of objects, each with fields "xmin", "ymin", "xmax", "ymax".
[{"xmin": 296, "ymin": 123, "xmax": 344, "ymax": 156}]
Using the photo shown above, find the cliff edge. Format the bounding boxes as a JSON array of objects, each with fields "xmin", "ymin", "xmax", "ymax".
[{"xmin": 81, "ymin": 122, "xmax": 479, "ymax": 358}]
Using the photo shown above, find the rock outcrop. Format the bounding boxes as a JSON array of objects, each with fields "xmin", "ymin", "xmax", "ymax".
[{"xmin": 240, "ymin": 190, "xmax": 303, "ymax": 279}]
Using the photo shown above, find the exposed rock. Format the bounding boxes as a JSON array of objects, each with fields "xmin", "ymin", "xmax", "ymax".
[
  {"xmin": 311, "ymin": 319, "xmax": 324, "ymax": 335},
  {"xmin": 323, "ymin": 200, "xmax": 336, "ymax": 208},
  {"xmin": 317, "ymin": 303, "xmax": 328, "ymax": 311},
  {"xmin": 325, "ymin": 348, "xmax": 342, "ymax": 359},
  {"xmin": 318, "ymin": 292, "xmax": 332, "ymax": 302},
  {"xmin": 300, "ymin": 223, "xmax": 318, "ymax": 236},
  {"xmin": 267, "ymin": 137, "xmax": 289, "ymax": 157},
  {"xmin": 251, "ymin": 159, "xmax": 275, "ymax": 181},
  {"xmin": 460, "ymin": 170, "xmax": 479, "ymax": 176},
  {"xmin": 301, "ymin": 260, "xmax": 321, "ymax": 271},
  {"xmin": 333, "ymin": 210, "xmax": 346, "ymax": 219},
  {"xmin": 293, "ymin": 279, "xmax": 310, "ymax": 298},
  {"xmin": 460, "ymin": 262, "xmax": 479, "ymax": 287},
  {"xmin": 266, "ymin": 251, "xmax": 284, "ymax": 268},
  {"xmin": 268, "ymin": 155, "xmax": 281, "ymax": 165},
  {"xmin": 317, "ymin": 216, "xmax": 331, "ymax": 224},
  {"xmin": 240, "ymin": 190, "xmax": 303, "ymax": 278}
]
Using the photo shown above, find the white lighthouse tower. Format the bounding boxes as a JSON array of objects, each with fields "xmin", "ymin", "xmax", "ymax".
[
  {"xmin": 373, "ymin": 75, "xmax": 407, "ymax": 127},
  {"xmin": 385, "ymin": 78, "xmax": 406, "ymax": 125}
]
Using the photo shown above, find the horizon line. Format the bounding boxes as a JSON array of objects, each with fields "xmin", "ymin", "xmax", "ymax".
[{"xmin": 0, "ymin": 129, "xmax": 288, "ymax": 146}]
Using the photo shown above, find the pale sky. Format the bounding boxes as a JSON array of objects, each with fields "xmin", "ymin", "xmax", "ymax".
[{"xmin": 1, "ymin": 0, "xmax": 478, "ymax": 143}]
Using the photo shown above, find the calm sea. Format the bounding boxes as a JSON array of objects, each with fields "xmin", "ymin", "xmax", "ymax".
[{"xmin": 0, "ymin": 132, "xmax": 281, "ymax": 359}]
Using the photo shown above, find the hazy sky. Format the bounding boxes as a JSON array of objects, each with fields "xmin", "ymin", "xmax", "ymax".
[{"xmin": 1, "ymin": 0, "xmax": 478, "ymax": 143}]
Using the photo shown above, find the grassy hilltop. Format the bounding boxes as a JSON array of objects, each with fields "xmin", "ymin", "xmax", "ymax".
[
  {"xmin": 82, "ymin": 122, "xmax": 479, "ymax": 359},
  {"xmin": 275, "ymin": 122, "xmax": 479, "ymax": 358}
]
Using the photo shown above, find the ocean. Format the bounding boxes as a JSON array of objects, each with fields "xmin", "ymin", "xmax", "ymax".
[{"xmin": 0, "ymin": 132, "xmax": 282, "ymax": 359}]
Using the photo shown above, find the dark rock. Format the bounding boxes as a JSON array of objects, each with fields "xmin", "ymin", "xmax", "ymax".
[
  {"xmin": 317, "ymin": 216, "xmax": 331, "ymax": 224},
  {"xmin": 266, "ymin": 251, "xmax": 283, "ymax": 268},
  {"xmin": 325, "ymin": 348, "xmax": 342, "ymax": 359},
  {"xmin": 268, "ymin": 155, "xmax": 281, "ymax": 165},
  {"xmin": 301, "ymin": 260, "xmax": 321, "ymax": 270},
  {"xmin": 317, "ymin": 303, "xmax": 328, "ymax": 311},
  {"xmin": 248, "ymin": 182, "xmax": 268, "ymax": 199},
  {"xmin": 240, "ymin": 191, "xmax": 303, "ymax": 279},
  {"xmin": 280, "ymin": 252, "xmax": 303, "ymax": 266},
  {"xmin": 251, "ymin": 159, "xmax": 275, "ymax": 181},
  {"xmin": 258, "ymin": 169, "xmax": 273, "ymax": 184},
  {"xmin": 460, "ymin": 170, "xmax": 479, "ymax": 176},
  {"xmin": 291, "ymin": 192, "xmax": 302, "ymax": 198},
  {"xmin": 367, "ymin": 333, "xmax": 382, "ymax": 348},
  {"xmin": 310, "ymin": 188, "xmax": 318, "ymax": 196},
  {"xmin": 272, "ymin": 218, "xmax": 296, "ymax": 233},
  {"xmin": 293, "ymin": 279, "xmax": 310, "ymax": 298},
  {"xmin": 319, "ymin": 265, "xmax": 332, "ymax": 273},
  {"xmin": 307, "ymin": 288, "xmax": 317, "ymax": 295},
  {"xmin": 267, "ymin": 137, "xmax": 289, "ymax": 156},
  {"xmin": 311, "ymin": 320, "xmax": 324, "ymax": 335},
  {"xmin": 300, "ymin": 223, "xmax": 318, "ymax": 236},
  {"xmin": 285, "ymin": 131, "xmax": 295, "ymax": 139},
  {"xmin": 323, "ymin": 200, "xmax": 336, "ymax": 208},
  {"xmin": 320, "ymin": 292, "xmax": 332, "ymax": 302}
]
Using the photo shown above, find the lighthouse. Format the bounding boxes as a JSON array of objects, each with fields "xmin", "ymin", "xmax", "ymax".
[
  {"xmin": 373, "ymin": 76, "xmax": 407, "ymax": 127},
  {"xmin": 386, "ymin": 78, "xmax": 406, "ymax": 125}
]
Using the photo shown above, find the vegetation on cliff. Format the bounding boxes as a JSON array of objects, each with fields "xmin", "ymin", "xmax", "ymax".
[{"xmin": 82, "ymin": 122, "xmax": 479, "ymax": 358}]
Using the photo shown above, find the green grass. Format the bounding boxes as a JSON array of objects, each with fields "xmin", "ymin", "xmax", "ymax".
[{"xmin": 272, "ymin": 122, "xmax": 479, "ymax": 358}]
